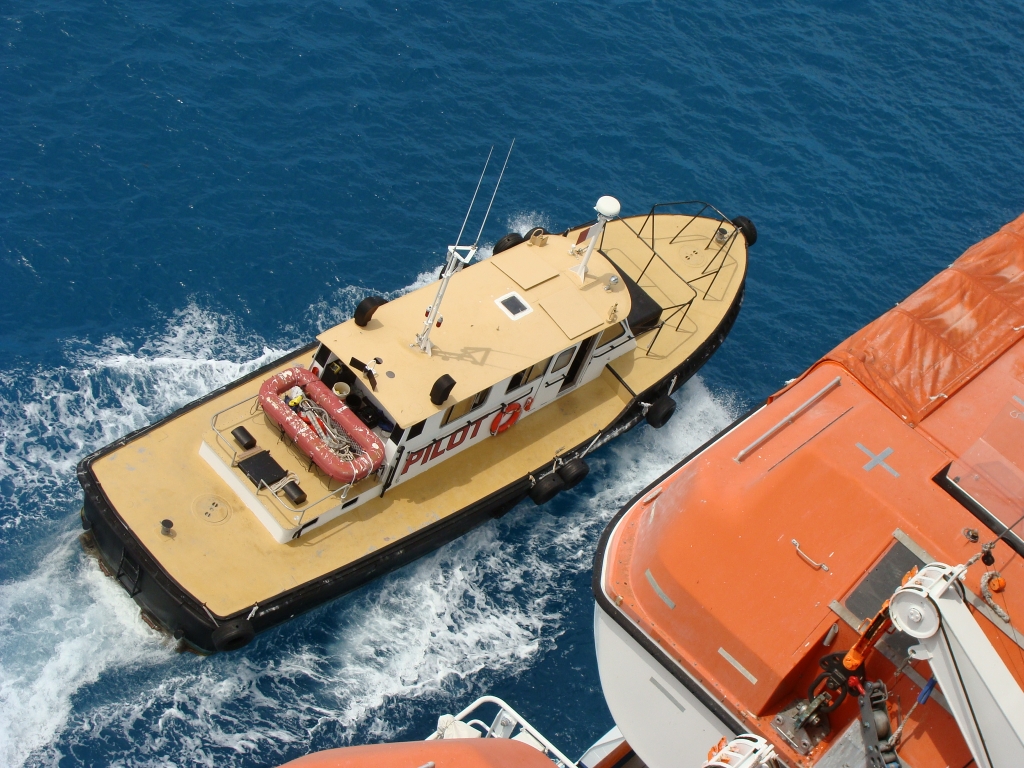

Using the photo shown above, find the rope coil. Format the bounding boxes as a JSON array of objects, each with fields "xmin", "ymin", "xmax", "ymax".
[{"xmin": 298, "ymin": 399, "xmax": 363, "ymax": 461}]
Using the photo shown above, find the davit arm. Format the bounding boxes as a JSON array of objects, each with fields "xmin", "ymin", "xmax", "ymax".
[{"xmin": 889, "ymin": 563, "xmax": 1024, "ymax": 768}]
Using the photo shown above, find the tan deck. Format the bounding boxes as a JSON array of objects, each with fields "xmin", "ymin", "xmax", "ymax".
[
  {"xmin": 92, "ymin": 359, "xmax": 631, "ymax": 616},
  {"xmin": 604, "ymin": 214, "xmax": 747, "ymax": 395},
  {"xmin": 89, "ymin": 211, "xmax": 747, "ymax": 617},
  {"xmin": 317, "ymin": 236, "xmax": 630, "ymax": 427}
]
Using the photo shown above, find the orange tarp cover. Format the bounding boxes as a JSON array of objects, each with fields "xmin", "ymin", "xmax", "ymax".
[{"xmin": 825, "ymin": 213, "xmax": 1024, "ymax": 425}]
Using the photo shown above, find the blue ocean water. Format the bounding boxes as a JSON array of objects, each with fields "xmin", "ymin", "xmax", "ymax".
[{"xmin": 3, "ymin": 0, "xmax": 1024, "ymax": 764}]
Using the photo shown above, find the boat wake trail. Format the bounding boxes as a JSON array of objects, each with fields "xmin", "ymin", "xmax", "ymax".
[
  {"xmin": 0, "ymin": 271, "xmax": 739, "ymax": 767},
  {"xmin": 0, "ymin": 305, "xmax": 287, "ymax": 767}
]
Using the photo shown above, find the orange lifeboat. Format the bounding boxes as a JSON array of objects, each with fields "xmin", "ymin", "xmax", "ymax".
[
  {"xmin": 279, "ymin": 739, "xmax": 555, "ymax": 768},
  {"xmin": 594, "ymin": 212, "xmax": 1024, "ymax": 768},
  {"xmin": 259, "ymin": 366, "xmax": 385, "ymax": 484}
]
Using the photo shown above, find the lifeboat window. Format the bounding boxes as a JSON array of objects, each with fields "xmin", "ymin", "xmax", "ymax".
[
  {"xmin": 550, "ymin": 346, "xmax": 576, "ymax": 374},
  {"xmin": 597, "ymin": 322, "xmax": 626, "ymax": 347},
  {"xmin": 934, "ymin": 462, "xmax": 1024, "ymax": 558},
  {"xmin": 505, "ymin": 356, "xmax": 552, "ymax": 393},
  {"xmin": 442, "ymin": 387, "xmax": 492, "ymax": 427},
  {"xmin": 407, "ymin": 420, "xmax": 426, "ymax": 440}
]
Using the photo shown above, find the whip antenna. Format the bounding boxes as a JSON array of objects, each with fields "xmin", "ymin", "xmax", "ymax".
[
  {"xmin": 454, "ymin": 147, "xmax": 493, "ymax": 248},
  {"xmin": 413, "ymin": 141, "xmax": 516, "ymax": 356},
  {"xmin": 474, "ymin": 139, "xmax": 515, "ymax": 246}
]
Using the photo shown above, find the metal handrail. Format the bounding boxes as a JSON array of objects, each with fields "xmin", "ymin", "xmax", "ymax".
[
  {"xmin": 209, "ymin": 393, "xmax": 265, "ymax": 466},
  {"xmin": 620, "ymin": 200, "xmax": 741, "ymax": 300},
  {"xmin": 255, "ymin": 477, "xmax": 353, "ymax": 526},
  {"xmin": 635, "ymin": 298, "xmax": 695, "ymax": 357},
  {"xmin": 734, "ymin": 377, "xmax": 842, "ymax": 462},
  {"xmin": 425, "ymin": 695, "xmax": 575, "ymax": 767},
  {"xmin": 208, "ymin": 392, "xmax": 357, "ymax": 525}
]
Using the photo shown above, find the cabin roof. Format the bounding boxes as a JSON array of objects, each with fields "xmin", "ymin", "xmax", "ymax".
[{"xmin": 317, "ymin": 232, "xmax": 631, "ymax": 427}]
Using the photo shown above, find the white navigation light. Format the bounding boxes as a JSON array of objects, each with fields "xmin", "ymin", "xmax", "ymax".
[{"xmin": 595, "ymin": 196, "xmax": 621, "ymax": 218}]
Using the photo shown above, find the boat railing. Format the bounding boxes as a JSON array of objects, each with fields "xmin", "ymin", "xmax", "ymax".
[
  {"xmin": 210, "ymin": 393, "xmax": 264, "ymax": 459},
  {"xmin": 630, "ymin": 200, "xmax": 743, "ymax": 301},
  {"xmin": 209, "ymin": 393, "xmax": 354, "ymax": 527},
  {"xmin": 426, "ymin": 695, "xmax": 575, "ymax": 767},
  {"xmin": 603, "ymin": 200, "xmax": 741, "ymax": 357},
  {"xmin": 634, "ymin": 299, "xmax": 696, "ymax": 357}
]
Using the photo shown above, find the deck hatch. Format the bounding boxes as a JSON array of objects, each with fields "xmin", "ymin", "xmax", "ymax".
[
  {"xmin": 490, "ymin": 249, "xmax": 559, "ymax": 289},
  {"xmin": 539, "ymin": 287, "xmax": 604, "ymax": 339}
]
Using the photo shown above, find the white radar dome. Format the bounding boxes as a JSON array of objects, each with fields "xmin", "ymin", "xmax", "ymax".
[{"xmin": 595, "ymin": 196, "xmax": 621, "ymax": 218}]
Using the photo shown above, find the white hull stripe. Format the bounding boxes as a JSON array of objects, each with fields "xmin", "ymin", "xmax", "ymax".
[
  {"xmin": 645, "ymin": 568, "xmax": 676, "ymax": 609},
  {"xmin": 718, "ymin": 647, "xmax": 758, "ymax": 685}
]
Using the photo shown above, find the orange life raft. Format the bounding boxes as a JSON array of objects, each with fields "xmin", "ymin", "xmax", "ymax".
[{"xmin": 259, "ymin": 367, "xmax": 385, "ymax": 485}]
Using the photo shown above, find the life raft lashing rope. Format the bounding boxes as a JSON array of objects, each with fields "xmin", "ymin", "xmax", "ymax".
[{"xmin": 259, "ymin": 367, "xmax": 385, "ymax": 485}]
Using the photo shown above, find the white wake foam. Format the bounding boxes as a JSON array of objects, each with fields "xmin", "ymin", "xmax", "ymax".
[
  {"xmin": 0, "ymin": 534, "xmax": 170, "ymax": 767},
  {"xmin": 0, "ymin": 305, "xmax": 283, "ymax": 523},
  {"xmin": 507, "ymin": 211, "xmax": 554, "ymax": 237},
  {"xmin": 0, "ymin": 305, "xmax": 288, "ymax": 766},
  {"xmin": 0, "ymin": 267, "xmax": 739, "ymax": 766}
]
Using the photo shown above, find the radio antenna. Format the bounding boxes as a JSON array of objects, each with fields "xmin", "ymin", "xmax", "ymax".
[
  {"xmin": 414, "ymin": 141, "xmax": 516, "ymax": 356},
  {"xmin": 454, "ymin": 146, "xmax": 493, "ymax": 248},
  {"xmin": 473, "ymin": 139, "xmax": 515, "ymax": 246}
]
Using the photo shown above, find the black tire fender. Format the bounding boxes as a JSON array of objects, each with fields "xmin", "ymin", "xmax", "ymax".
[
  {"xmin": 354, "ymin": 296, "xmax": 388, "ymax": 327},
  {"xmin": 556, "ymin": 458, "xmax": 590, "ymax": 490},
  {"xmin": 211, "ymin": 618, "xmax": 255, "ymax": 652},
  {"xmin": 492, "ymin": 232, "xmax": 525, "ymax": 255},
  {"xmin": 731, "ymin": 216, "xmax": 757, "ymax": 247},
  {"xmin": 645, "ymin": 395, "xmax": 676, "ymax": 429},
  {"xmin": 529, "ymin": 472, "xmax": 564, "ymax": 505}
]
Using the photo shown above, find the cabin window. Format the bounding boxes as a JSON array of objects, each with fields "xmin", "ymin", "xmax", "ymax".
[
  {"xmin": 934, "ymin": 463, "xmax": 1024, "ymax": 558},
  {"xmin": 550, "ymin": 347, "xmax": 576, "ymax": 374},
  {"xmin": 597, "ymin": 322, "xmax": 626, "ymax": 347},
  {"xmin": 505, "ymin": 357, "xmax": 552, "ymax": 393},
  {"xmin": 407, "ymin": 420, "xmax": 426, "ymax": 440},
  {"xmin": 442, "ymin": 387, "xmax": 492, "ymax": 427},
  {"xmin": 313, "ymin": 344, "xmax": 333, "ymax": 368}
]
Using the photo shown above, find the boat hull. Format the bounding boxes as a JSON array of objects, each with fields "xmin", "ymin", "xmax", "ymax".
[{"xmin": 79, "ymin": 250, "xmax": 746, "ymax": 654}]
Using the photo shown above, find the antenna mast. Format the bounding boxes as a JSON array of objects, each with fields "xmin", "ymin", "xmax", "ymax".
[{"xmin": 414, "ymin": 141, "xmax": 515, "ymax": 356}]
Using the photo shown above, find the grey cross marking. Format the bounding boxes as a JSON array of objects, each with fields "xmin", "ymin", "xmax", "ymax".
[{"xmin": 856, "ymin": 443, "xmax": 900, "ymax": 477}]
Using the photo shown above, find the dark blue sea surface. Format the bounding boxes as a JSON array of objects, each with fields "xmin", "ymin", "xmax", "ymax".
[{"xmin": 3, "ymin": 0, "xmax": 1024, "ymax": 764}]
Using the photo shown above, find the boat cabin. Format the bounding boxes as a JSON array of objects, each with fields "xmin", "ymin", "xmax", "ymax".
[{"xmin": 202, "ymin": 230, "xmax": 640, "ymax": 542}]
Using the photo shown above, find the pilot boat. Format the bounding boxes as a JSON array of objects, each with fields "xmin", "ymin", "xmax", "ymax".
[
  {"xmin": 275, "ymin": 214, "xmax": 1024, "ymax": 768},
  {"xmin": 77, "ymin": 177, "xmax": 752, "ymax": 653}
]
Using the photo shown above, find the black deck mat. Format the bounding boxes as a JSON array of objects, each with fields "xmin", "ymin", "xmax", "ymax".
[{"xmin": 237, "ymin": 450, "xmax": 288, "ymax": 488}]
